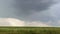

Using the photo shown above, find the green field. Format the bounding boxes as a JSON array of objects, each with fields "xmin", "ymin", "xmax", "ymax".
[{"xmin": 0, "ymin": 27, "xmax": 60, "ymax": 34}]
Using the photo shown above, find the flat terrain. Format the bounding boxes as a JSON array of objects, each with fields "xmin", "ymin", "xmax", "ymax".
[{"xmin": 0, "ymin": 27, "xmax": 60, "ymax": 34}]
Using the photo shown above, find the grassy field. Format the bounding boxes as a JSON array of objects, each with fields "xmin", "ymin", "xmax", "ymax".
[{"xmin": 0, "ymin": 27, "xmax": 60, "ymax": 34}]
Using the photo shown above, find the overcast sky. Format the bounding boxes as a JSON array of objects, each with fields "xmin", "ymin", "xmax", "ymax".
[{"xmin": 0, "ymin": 0, "xmax": 60, "ymax": 26}]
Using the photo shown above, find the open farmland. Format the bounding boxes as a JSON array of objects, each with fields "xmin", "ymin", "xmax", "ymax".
[{"xmin": 0, "ymin": 27, "xmax": 59, "ymax": 34}]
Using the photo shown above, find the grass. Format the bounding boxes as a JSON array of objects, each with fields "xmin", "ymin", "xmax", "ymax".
[{"xmin": 0, "ymin": 27, "xmax": 59, "ymax": 34}]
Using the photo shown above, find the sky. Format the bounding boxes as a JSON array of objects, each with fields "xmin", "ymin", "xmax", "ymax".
[{"xmin": 0, "ymin": 0, "xmax": 60, "ymax": 26}]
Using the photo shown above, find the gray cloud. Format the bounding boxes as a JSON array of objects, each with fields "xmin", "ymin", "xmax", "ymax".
[
  {"xmin": 0, "ymin": 0, "xmax": 22, "ymax": 19},
  {"xmin": 0, "ymin": 0, "xmax": 60, "ymax": 26},
  {"xmin": 13, "ymin": 0, "xmax": 53, "ymax": 16},
  {"xmin": 0, "ymin": 0, "xmax": 54, "ymax": 21},
  {"xmin": 14, "ymin": 0, "xmax": 52, "ymax": 10}
]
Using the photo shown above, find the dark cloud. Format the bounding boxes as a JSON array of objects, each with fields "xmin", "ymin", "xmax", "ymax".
[
  {"xmin": 13, "ymin": 0, "xmax": 53, "ymax": 15},
  {"xmin": 0, "ymin": 0, "xmax": 60, "ymax": 26}
]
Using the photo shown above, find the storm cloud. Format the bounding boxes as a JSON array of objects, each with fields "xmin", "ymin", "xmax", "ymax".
[
  {"xmin": 13, "ymin": 0, "xmax": 60, "ymax": 26},
  {"xmin": 14, "ymin": 0, "xmax": 53, "ymax": 15},
  {"xmin": 0, "ymin": 0, "xmax": 60, "ymax": 26}
]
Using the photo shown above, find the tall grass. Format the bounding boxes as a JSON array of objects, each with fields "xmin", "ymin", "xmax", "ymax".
[{"xmin": 0, "ymin": 27, "xmax": 59, "ymax": 34}]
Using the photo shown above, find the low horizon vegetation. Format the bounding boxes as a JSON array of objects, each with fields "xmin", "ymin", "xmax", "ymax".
[{"xmin": 0, "ymin": 27, "xmax": 59, "ymax": 34}]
